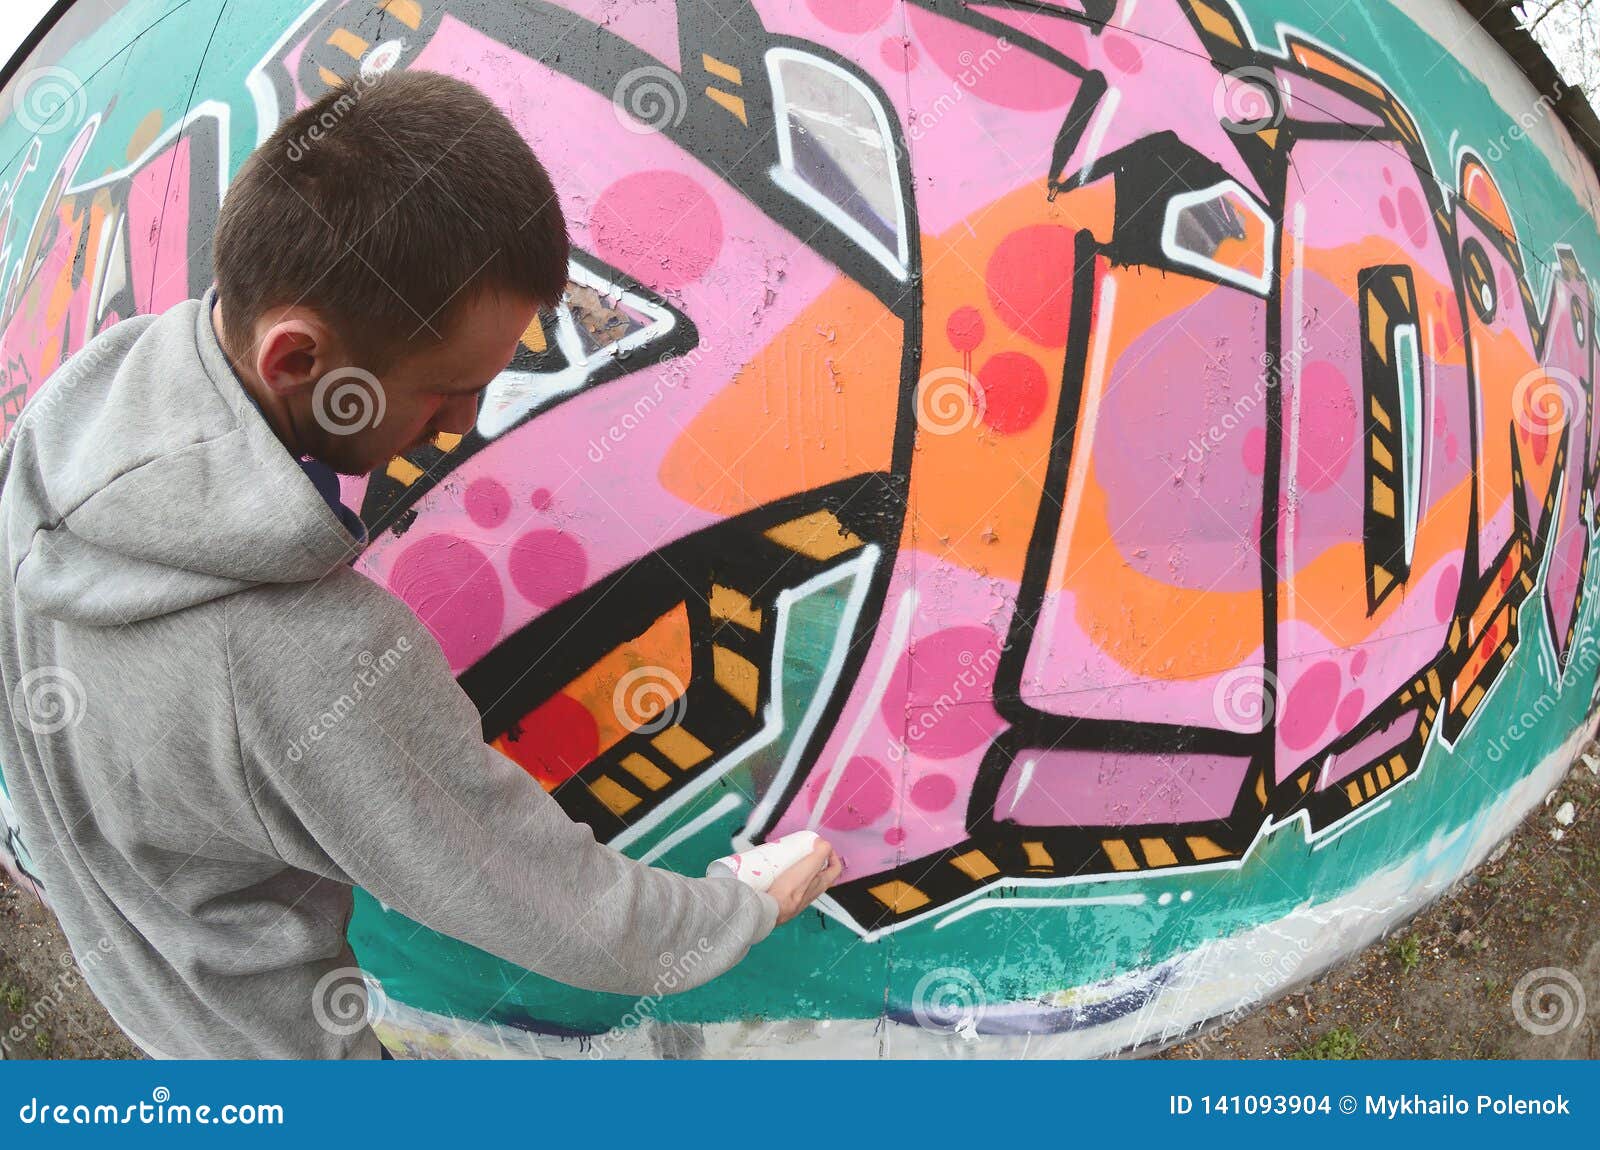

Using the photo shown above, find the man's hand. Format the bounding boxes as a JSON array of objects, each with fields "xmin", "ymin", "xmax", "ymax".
[{"xmin": 768, "ymin": 839, "xmax": 843, "ymax": 925}]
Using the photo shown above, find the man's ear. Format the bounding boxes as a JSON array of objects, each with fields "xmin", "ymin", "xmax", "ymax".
[{"xmin": 253, "ymin": 315, "xmax": 332, "ymax": 397}]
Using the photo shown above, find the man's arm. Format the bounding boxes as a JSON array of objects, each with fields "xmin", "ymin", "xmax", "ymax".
[{"xmin": 223, "ymin": 570, "xmax": 779, "ymax": 996}]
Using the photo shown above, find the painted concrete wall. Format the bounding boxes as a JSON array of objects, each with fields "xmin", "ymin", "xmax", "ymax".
[{"xmin": 2, "ymin": 0, "xmax": 1599, "ymax": 1057}]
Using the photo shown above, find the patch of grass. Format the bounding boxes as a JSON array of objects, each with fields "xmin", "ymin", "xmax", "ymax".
[
  {"xmin": 2, "ymin": 983, "xmax": 25, "ymax": 1014},
  {"xmin": 1391, "ymin": 934, "xmax": 1422, "ymax": 974},
  {"xmin": 33, "ymin": 1031, "xmax": 52, "ymax": 1057},
  {"xmin": 1293, "ymin": 1024, "xmax": 1364, "ymax": 1060}
]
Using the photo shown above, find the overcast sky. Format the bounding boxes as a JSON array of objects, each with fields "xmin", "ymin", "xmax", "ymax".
[
  {"xmin": 1517, "ymin": 1, "xmax": 1598, "ymax": 99},
  {"xmin": 2, "ymin": 1, "xmax": 57, "ymax": 74}
]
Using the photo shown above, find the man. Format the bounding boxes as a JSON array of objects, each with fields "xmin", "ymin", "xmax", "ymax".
[{"xmin": 0, "ymin": 70, "xmax": 838, "ymax": 1059}]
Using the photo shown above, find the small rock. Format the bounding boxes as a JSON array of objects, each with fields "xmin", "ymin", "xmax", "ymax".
[
  {"xmin": 1555, "ymin": 801, "xmax": 1576, "ymax": 827},
  {"xmin": 1551, "ymin": 828, "xmax": 1566, "ymax": 842},
  {"xmin": 1582, "ymin": 752, "xmax": 1599, "ymax": 775}
]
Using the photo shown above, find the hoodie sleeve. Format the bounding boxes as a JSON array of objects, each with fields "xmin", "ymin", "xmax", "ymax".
[{"xmin": 223, "ymin": 570, "xmax": 778, "ymax": 996}]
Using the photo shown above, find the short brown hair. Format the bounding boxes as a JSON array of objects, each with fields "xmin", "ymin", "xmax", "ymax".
[{"xmin": 213, "ymin": 70, "xmax": 568, "ymax": 366}]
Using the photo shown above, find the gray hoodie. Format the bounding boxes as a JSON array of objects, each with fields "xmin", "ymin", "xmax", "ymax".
[{"xmin": 0, "ymin": 291, "xmax": 777, "ymax": 1059}]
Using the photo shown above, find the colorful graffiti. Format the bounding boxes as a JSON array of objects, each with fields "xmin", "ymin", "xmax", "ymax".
[{"xmin": 3, "ymin": 0, "xmax": 1600, "ymax": 1055}]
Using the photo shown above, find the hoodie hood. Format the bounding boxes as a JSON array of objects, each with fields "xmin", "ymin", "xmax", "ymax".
[{"xmin": 0, "ymin": 290, "xmax": 362, "ymax": 625}]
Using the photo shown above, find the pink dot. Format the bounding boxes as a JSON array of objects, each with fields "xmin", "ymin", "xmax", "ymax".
[
  {"xmin": 1103, "ymin": 35, "xmax": 1143, "ymax": 73},
  {"xmin": 1242, "ymin": 426, "xmax": 1267, "ymax": 475},
  {"xmin": 976, "ymin": 351, "xmax": 1049, "ymax": 434},
  {"xmin": 388, "ymin": 534, "xmax": 504, "ymax": 671},
  {"xmin": 1351, "ymin": 648, "xmax": 1369, "ymax": 677},
  {"xmin": 907, "ymin": 5, "xmax": 1080, "ymax": 110},
  {"xmin": 1383, "ymin": 167, "xmax": 1394, "ymax": 186},
  {"xmin": 1379, "ymin": 197, "xmax": 1396, "ymax": 229},
  {"xmin": 1397, "ymin": 186, "xmax": 1429, "ymax": 250},
  {"xmin": 464, "ymin": 478, "xmax": 510, "ymax": 529},
  {"xmin": 591, "ymin": 171, "xmax": 722, "ymax": 291},
  {"xmin": 808, "ymin": 0, "xmax": 891, "ymax": 33},
  {"xmin": 886, "ymin": 626, "xmax": 1004, "ymax": 759},
  {"xmin": 884, "ymin": 826, "xmax": 906, "ymax": 846},
  {"xmin": 530, "ymin": 488, "xmax": 553, "ymax": 511},
  {"xmin": 1335, "ymin": 690, "xmax": 1367, "ymax": 734},
  {"xmin": 880, "ymin": 37, "xmax": 918, "ymax": 72},
  {"xmin": 1296, "ymin": 362, "xmax": 1357, "ymax": 492},
  {"xmin": 509, "ymin": 530, "xmax": 588, "ymax": 608},
  {"xmin": 911, "ymin": 773, "xmax": 957, "ymax": 812},
  {"xmin": 1280, "ymin": 660, "xmax": 1342, "ymax": 751},
  {"xmin": 1435, "ymin": 564, "xmax": 1461, "ymax": 623},
  {"xmin": 810, "ymin": 756, "xmax": 894, "ymax": 830},
  {"xmin": 946, "ymin": 305, "xmax": 985, "ymax": 352},
  {"xmin": 987, "ymin": 225, "xmax": 1076, "ymax": 347}
]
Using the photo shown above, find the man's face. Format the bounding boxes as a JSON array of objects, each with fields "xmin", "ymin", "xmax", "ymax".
[{"xmin": 306, "ymin": 290, "xmax": 539, "ymax": 476}]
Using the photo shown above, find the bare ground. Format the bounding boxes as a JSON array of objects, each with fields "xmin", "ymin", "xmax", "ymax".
[
  {"xmin": 1160, "ymin": 743, "xmax": 1599, "ymax": 1060},
  {"xmin": 0, "ymin": 869, "xmax": 141, "ymax": 1060},
  {"xmin": 2, "ymin": 745, "xmax": 1595, "ymax": 1060}
]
